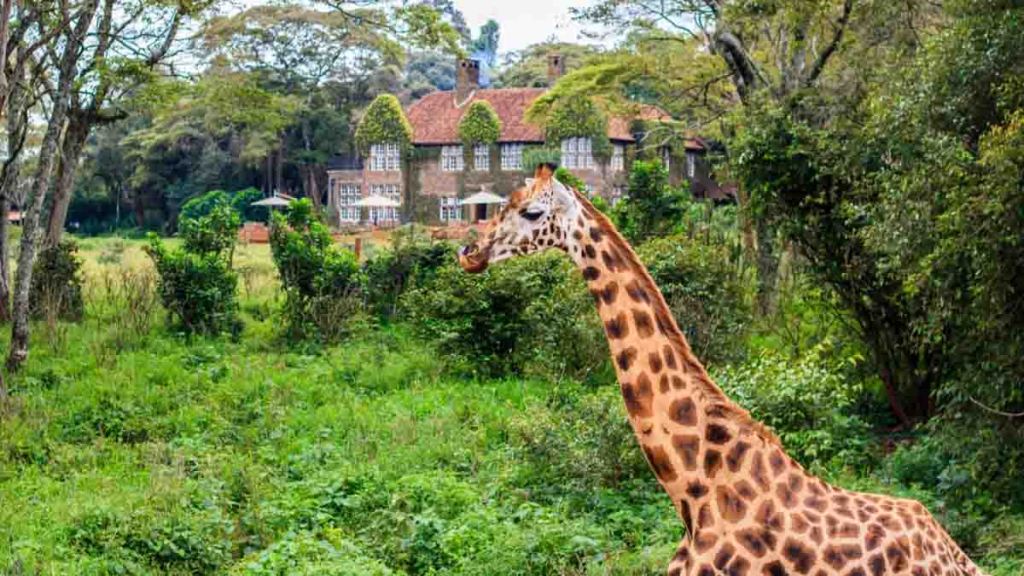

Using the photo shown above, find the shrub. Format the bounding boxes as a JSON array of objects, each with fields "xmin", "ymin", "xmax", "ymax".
[
  {"xmin": 270, "ymin": 199, "xmax": 363, "ymax": 342},
  {"xmin": 638, "ymin": 235, "xmax": 751, "ymax": 365},
  {"xmin": 180, "ymin": 188, "xmax": 267, "ymax": 227},
  {"xmin": 400, "ymin": 251, "xmax": 608, "ymax": 380},
  {"xmin": 362, "ymin": 228, "xmax": 453, "ymax": 320},
  {"xmin": 146, "ymin": 203, "xmax": 241, "ymax": 335},
  {"xmin": 30, "ymin": 239, "xmax": 85, "ymax": 322},
  {"xmin": 612, "ymin": 159, "xmax": 691, "ymax": 243},
  {"xmin": 507, "ymin": 386, "xmax": 651, "ymax": 497},
  {"xmin": 235, "ymin": 529, "xmax": 396, "ymax": 576},
  {"xmin": 714, "ymin": 346, "xmax": 877, "ymax": 471}
]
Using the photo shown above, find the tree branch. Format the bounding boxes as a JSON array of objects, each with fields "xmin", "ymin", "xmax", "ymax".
[{"xmin": 804, "ymin": 0, "xmax": 854, "ymax": 86}]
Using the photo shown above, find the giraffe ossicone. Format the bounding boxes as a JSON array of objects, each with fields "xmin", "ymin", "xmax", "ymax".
[{"xmin": 457, "ymin": 165, "xmax": 985, "ymax": 576}]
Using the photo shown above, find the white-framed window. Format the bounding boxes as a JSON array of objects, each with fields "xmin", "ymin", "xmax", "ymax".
[
  {"xmin": 337, "ymin": 183, "xmax": 361, "ymax": 223},
  {"xmin": 661, "ymin": 148, "xmax": 671, "ymax": 171},
  {"xmin": 561, "ymin": 137, "xmax": 594, "ymax": 169},
  {"xmin": 686, "ymin": 152, "xmax": 697, "ymax": 178},
  {"xmin": 610, "ymin": 144, "xmax": 625, "ymax": 172},
  {"xmin": 441, "ymin": 145, "xmax": 464, "ymax": 172},
  {"xmin": 369, "ymin": 142, "xmax": 400, "ymax": 172},
  {"xmin": 500, "ymin": 143, "xmax": 524, "ymax": 170},
  {"xmin": 439, "ymin": 196, "xmax": 461, "ymax": 222},
  {"xmin": 368, "ymin": 184, "xmax": 400, "ymax": 223},
  {"xmin": 473, "ymin": 144, "xmax": 489, "ymax": 171}
]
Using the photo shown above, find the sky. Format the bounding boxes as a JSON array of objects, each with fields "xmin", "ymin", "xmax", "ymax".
[{"xmin": 457, "ymin": 0, "xmax": 605, "ymax": 53}]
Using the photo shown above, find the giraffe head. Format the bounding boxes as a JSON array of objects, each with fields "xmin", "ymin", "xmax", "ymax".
[{"xmin": 458, "ymin": 165, "xmax": 582, "ymax": 273}]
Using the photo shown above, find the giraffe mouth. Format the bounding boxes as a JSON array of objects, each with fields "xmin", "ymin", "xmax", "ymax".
[{"xmin": 458, "ymin": 244, "xmax": 489, "ymax": 273}]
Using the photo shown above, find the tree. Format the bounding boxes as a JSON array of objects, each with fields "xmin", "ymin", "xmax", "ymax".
[
  {"xmin": 730, "ymin": 1, "xmax": 1024, "ymax": 426},
  {"xmin": 613, "ymin": 160, "xmax": 690, "ymax": 244}
]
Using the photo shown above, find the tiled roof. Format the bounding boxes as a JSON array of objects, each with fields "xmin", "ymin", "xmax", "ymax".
[
  {"xmin": 405, "ymin": 88, "xmax": 704, "ymax": 149},
  {"xmin": 407, "ymin": 88, "xmax": 546, "ymax": 144}
]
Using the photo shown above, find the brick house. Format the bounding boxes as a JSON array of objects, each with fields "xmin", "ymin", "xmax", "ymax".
[{"xmin": 327, "ymin": 55, "xmax": 727, "ymax": 227}]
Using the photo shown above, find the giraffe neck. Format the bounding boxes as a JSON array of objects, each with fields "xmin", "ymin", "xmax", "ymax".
[{"xmin": 565, "ymin": 191, "xmax": 795, "ymax": 535}]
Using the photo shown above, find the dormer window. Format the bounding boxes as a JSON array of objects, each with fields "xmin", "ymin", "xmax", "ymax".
[
  {"xmin": 369, "ymin": 142, "xmax": 400, "ymax": 172},
  {"xmin": 661, "ymin": 147, "xmax": 671, "ymax": 171},
  {"xmin": 561, "ymin": 137, "xmax": 594, "ymax": 169}
]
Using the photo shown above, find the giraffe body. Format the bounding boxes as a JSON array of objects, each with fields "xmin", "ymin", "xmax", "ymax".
[{"xmin": 457, "ymin": 167, "xmax": 985, "ymax": 576}]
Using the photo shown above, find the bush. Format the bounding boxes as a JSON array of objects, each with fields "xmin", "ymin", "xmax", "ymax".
[
  {"xmin": 270, "ymin": 199, "xmax": 363, "ymax": 342},
  {"xmin": 362, "ymin": 228, "xmax": 453, "ymax": 320},
  {"xmin": 638, "ymin": 235, "xmax": 751, "ymax": 365},
  {"xmin": 507, "ymin": 386, "xmax": 652, "ymax": 497},
  {"xmin": 714, "ymin": 345, "xmax": 877, "ymax": 471},
  {"xmin": 612, "ymin": 160, "xmax": 691, "ymax": 243},
  {"xmin": 30, "ymin": 239, "xmax": 85, "ymax": 321},
  {"xmin": 235, "ymin": 529, "xmax": 396, "ymax": 576},
  {"xmin": 146, "ymin": 203, "xmax": 241, "ymax": 335},
  {"xmin": 400, "ymin": 251, "xmax": 608, "ymax": 380},
  {"xmin": 180, "ymin": 188, "xmax": 267, "ymax": 227}
]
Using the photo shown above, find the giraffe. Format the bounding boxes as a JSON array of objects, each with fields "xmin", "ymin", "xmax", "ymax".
[{"xmin": 457, "ymin": 165, "xmax": 985, "ymax": 576}]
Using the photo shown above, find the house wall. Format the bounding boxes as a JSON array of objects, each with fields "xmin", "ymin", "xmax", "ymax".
[{"xmin": 327, "ymin": 144, "xmax": 717, "ymax": 228}]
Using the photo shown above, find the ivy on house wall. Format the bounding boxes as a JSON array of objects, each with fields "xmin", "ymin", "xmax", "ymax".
[
  {"xmin": 354, "ymin": 94, "xmax": 414, "ymax": 156},
  {"xmin": 544, "ymin": 95, "xmax": 612, "ymax": 161},
  {"xmin": 458, "ymin": 101, "xmax": 502, "ymax": 145}
]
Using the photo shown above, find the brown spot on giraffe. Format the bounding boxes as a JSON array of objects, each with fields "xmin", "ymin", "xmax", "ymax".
[
  {"xmin": 604, "ymin": 312, "xmax": 629, "ymax": 339},
  {"xmin": 672, "ymin": 434, "xmax": 700, "ymax": 470},
  {"xmin": 643, "ymin": 444, "xmax": 677, "ymax": 483},
  {"xmin": 716, "ymin": 485, "xmax": 748, "ymax": 522},
  {"xmin": 632, "ymin": 308, "xmax": 654, "ymax": 337},
  {"xmin": 620, "ymin": 374, "xmax": 653, "ymax": 418},
  {"xmin": 669, "ymin": 397, "xmax": 698, "ymax": 426}
]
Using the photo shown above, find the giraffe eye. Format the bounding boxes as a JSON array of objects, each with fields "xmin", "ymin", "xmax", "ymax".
[{"xmin": 520, "ymin": 207, "xmax": 544, "ymax": 221}]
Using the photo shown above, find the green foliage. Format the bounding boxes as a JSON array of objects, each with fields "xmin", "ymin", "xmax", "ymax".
[
  {"xmin": 457, "ymin": 101, "xmax": 502, "ymax": 145},
  {"xmin": 521, "ymin": 146, "xmax": 561, "ymax": 173},
  {"xmin": 362, "ymin": 228, "xmax": 454, "ymax": 320},
  {"xmin": 30, "ymin": 240, "xmax": 85, "ymax": 322},
  {"xmin": 716, "ymin": 346, "xmax": 876, "ymax": 471},
  {"xmin": 401, "ymin": 251, "xmax": 609, "ymax": 381},
  {"xmin": 542, "ymin": 94, "xmax": 612, "ymax": 160},
  {"xmin": 270, "ymin": 199, "xmax": 363, "ymax": 342},
  {"xmin": 180, "ymin": 187, "xmax": 267, "ymax": 225},
  {"xmin": 354, "ymin": 94, "xmax": 414, "ymax": 156},
  {"xmin": 638, "ymin": 236, "xmax": 751, "ymax": 365},
  {"xmin": 235, "ymin": 529, "xmax": 396, "ymax": 575},
  {"xmin": 613, "ymin": 160, "xmax": 690, "ymax": 243},
  {"xmin": 554, "ymin": 167, "xmax": 586, "ymax": 191},
  {"xmin": 146, "ymin": 203, "xmax": 241, "ymax": 335}
]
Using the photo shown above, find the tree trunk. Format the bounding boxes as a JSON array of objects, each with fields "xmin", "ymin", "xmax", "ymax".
[
  {"xmin": 0, "ymin": 66, "xmax": 31, "ymax": 325},
  {"xmin": 44, "ymin": 112, "xmax": 89, "ymax": 246},
  {"xmin": 7, "ymin": 0, "xmax": 100, "ymax": 372}
]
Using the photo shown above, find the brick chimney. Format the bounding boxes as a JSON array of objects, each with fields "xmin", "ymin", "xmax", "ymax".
[
  {"xmin": 547, "ymin": 53, "xmax": 566, "ymax": 84},
  {"xmin": 456, "ymin": 58, "xmax": 480, "ymax": 103}
]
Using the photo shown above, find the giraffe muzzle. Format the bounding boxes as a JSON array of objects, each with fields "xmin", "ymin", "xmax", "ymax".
[{"xmin": 458, "ymin": 244, "xmax": 489, "ymax": 273}]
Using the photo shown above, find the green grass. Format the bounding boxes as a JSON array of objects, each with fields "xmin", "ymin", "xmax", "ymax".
[{"xmin": 0, "ymin": 236, "xmax": 1021, "ymax": 575}]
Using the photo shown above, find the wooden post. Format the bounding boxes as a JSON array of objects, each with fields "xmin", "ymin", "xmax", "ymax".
[{"xmin": 354, "ymin": 237, "xmax": 362, "ymax": 261}]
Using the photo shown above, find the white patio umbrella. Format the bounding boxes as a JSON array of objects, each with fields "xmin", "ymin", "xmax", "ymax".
[
  {"xmin": 251, "ymin": 196, "xmax": 292, "ymax": 208},
  {"xmin": 459, "ymin": 191, "xmax": 506, "ymax": 206}
]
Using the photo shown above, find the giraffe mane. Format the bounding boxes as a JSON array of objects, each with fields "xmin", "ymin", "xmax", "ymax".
[{"xmin": 569, "ymin": 186, "xmax": 782, "ymax": 448}]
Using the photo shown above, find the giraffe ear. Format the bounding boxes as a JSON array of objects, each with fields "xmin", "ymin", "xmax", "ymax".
[
  {"xmin": 524, "ymin": 178, "xmax": 535, "ymax": 188},
  {"xmin": 550, "ymin": 177, "xmax": 575, "ymax": 212}
]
